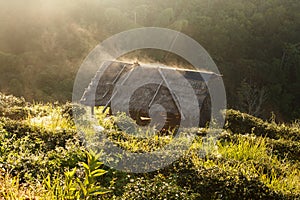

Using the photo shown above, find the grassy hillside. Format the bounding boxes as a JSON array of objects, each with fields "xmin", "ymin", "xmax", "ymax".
[
  {"xmin": 1, "ymin": 0, "xmax": 300, "ymax": 120},
  {"xmin": 0, "ymin": 93, "xmax": 300, "ymax": 199}
]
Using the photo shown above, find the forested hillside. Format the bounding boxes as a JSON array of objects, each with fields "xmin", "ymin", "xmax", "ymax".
[{"xmin": 0, "ymin": 0, "xmax": 300, "ymax": 120}]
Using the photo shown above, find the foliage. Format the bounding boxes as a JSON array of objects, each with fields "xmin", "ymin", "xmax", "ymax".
[
  {"xmin": 119, "ymin": 174, "xmax": 200, "ymax": 200},
  {"xmin": 0, "ymin": 0, "xmax": 300, "ymax": 120},
  {"xmin": 0, "ymin": 94, "xmax": 300, "ymax": 199},
  {"xmin": 43, "ymin": 150, "xmax": 110, "ymax": 200},
  {"xmin": 225, "ymin": 109, "xmax": 300, "ymax": 141}
]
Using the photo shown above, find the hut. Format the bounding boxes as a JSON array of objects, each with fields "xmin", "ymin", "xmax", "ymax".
[{"xmin": 80, "ymin": 61, "xmax": 219, "ymax": 129}]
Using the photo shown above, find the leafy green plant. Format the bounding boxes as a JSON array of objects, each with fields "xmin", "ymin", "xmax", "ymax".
[
  {"xmin": 43, "ymin": 150, "xmax": 110, "ymax": 200},
  {"xmin": 77, "ymin": 150, "xmax": 110, "ymax": 199}
]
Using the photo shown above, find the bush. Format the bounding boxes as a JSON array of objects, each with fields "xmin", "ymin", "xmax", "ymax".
[
  {"xmin": 225, "ymin": 110, "xmax": 300, "ymax": 141},
  {"xmin": 0, "ymin": 118, "xmax": 85, "ymax": 182},
  {"xmin": 119, "ymin": 174, "xmax": 200, "ymax": 200},
  {"xmin": 269, "ymin": 139, "xmax": 300, "ymax": 161},
  {"xmin": 176, "ymin": 165, "xmax": 283, "ymax": 200},
  {"xmin": 0, "ymin": 93, "xmax": 30, "ymax": 120},
  {"xmin": 0, "ymin": 93, "xmax": 26, "ymax": 107}
]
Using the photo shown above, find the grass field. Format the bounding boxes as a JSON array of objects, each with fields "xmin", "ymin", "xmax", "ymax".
[{"xmin": 0, "ymin": 93, "xmax": 300, "ymax": 199}]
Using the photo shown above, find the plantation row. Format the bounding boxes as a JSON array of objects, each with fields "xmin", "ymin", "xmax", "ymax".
[{"xmin": 0, "ymin": 93, "xmax": 300, "ymax": 199}]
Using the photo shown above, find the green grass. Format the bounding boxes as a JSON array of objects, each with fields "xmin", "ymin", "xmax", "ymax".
[
  {"xmin": 1, "ymin": 93, "xmax": 300, "ymax": 199},
  {"xmin": 25, "ymin": 104, "xmax": 75, "ymax": 133},
  {"xmin": 217, "ymin": 135, "xmax": 300, "ymax": 195}
]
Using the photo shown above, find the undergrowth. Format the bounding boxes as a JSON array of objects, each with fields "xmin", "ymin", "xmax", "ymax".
[{"xmin": 0, "ymin": 93, "xmax": 300, "ymax": 199}]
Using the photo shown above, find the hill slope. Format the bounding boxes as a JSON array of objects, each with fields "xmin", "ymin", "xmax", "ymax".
[{"xmin": 0, "ymin": 93, "xmax": 300, "ymax": 199}]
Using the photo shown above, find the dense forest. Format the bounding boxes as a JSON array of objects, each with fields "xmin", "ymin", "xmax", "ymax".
[{"xmin": 0, "ymin": 0, "xmax": 300, "ymax": 121}]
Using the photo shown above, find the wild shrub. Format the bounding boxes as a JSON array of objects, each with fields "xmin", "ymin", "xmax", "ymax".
[
  {"xmin": 119, "ymin": 174, "xmax": 200, "ymax": 200},
  {"xmin": 226, "ymin": 109, "xmax": 300, "ymax": 141}
]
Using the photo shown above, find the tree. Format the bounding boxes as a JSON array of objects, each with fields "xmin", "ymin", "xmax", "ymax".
[{"xmin": 237, "ymin": 79, "xmax": 267, "ymax": 117}]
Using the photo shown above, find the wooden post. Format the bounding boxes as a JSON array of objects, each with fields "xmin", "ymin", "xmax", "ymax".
[{"xmin": 91, "ymin": 106, "xmax": 94, "ymax": 115}]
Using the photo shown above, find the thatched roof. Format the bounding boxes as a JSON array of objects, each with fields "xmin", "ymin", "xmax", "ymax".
[{"xmin": 80, "ymin": 61, "xmax": 219, "ymax": 127}]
